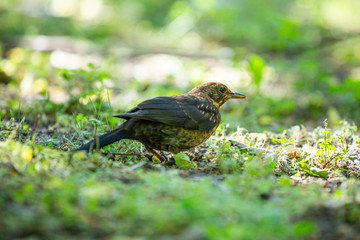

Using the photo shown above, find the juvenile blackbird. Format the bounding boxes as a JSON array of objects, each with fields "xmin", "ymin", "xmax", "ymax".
[{"xmin": 75, "ymin": 82, "xmax": 246, "ymax": 160}]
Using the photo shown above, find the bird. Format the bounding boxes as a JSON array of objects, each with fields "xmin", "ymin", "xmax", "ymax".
[{"xmin": 75, "ymin": 82, "xmax": 246, "ymax": 161}]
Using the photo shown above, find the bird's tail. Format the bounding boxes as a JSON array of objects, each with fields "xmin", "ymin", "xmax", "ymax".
[{"xmin": 74, "ymin": 128, "xmax": 134, "ymax": 152}]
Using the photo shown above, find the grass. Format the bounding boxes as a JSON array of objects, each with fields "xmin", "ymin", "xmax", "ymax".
[{"xmin": 0, "ymin": 139, "xmax": 321, "ymax": 240}]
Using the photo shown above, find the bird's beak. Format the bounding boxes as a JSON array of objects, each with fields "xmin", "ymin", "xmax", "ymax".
[{"xmin": 229, "ymin": 92, "xmax": 246, "ymax": 99}]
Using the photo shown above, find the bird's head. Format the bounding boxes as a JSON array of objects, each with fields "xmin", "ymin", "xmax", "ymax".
[{"xmin": 189, "ymin": 82, "xmax": 246, "ymax": 109}]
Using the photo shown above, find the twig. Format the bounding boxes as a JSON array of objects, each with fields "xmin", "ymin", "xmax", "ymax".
[
  {"xmin": 124, "ymin": 161, "xmax": 148, "ymax": 172},
  {"xmin": 229, "ymin": 140, "xmax": 278, "ymax": 161}
]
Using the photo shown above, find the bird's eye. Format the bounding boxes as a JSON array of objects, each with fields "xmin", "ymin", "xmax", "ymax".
[{"xmin": 219, "ymin": 87, "xmax": 226, "ymax": 93}]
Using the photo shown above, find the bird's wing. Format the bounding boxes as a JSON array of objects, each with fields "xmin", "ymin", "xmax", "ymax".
[{"xmin": 114, "ymin": 95, "xmax": 220, "ymax": 131}]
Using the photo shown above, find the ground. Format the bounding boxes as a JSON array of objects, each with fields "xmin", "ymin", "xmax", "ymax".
[{"xmin": 0, "ymin": 116, "xmax": 359, "ymax": 239}]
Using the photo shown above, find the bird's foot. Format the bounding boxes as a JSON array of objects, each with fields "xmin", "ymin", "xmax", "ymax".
[{"xmin": 145, "ymin": 146, "xmax": 167, "ymax": 162}]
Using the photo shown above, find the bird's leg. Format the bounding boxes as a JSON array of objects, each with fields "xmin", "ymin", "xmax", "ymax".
[{"xmin": 145, "ymin": 146, "xmax": 166, "ymax": 162}]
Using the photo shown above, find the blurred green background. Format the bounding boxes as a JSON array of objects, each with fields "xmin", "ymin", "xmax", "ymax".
[{"xmin": 1, "ymin": 0, "xmax": 360, "ymax": 132}]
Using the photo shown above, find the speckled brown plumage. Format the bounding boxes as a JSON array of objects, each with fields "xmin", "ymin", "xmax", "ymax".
[{"xmin": 75, "ymin": 82, "xmax": 246, "ymax": 160}]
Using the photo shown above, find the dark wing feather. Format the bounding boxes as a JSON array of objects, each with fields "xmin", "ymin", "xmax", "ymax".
[{"xmin": 114, "ymin": 95, "xmax": 219, "ymax": 131}]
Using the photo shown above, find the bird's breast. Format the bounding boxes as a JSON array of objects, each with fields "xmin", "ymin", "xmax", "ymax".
[{"xmin": 129, "ymin": 120, "xmax": 218, "ymax": 153}]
